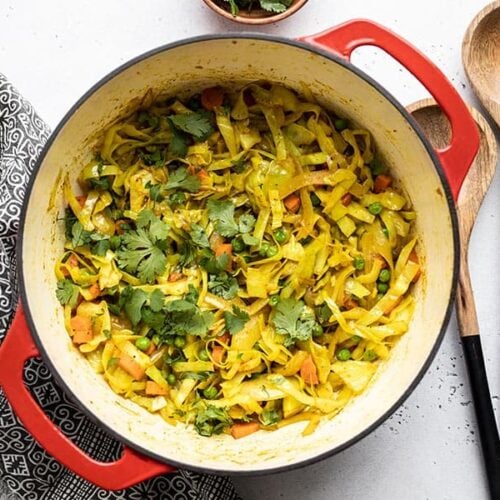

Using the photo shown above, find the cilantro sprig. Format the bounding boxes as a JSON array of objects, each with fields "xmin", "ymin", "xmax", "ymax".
[
  {"xmin": 272, "ymin": 298, "xmax": 316, "ymax": 347},
  {"xmin": 224, "ymin": 305, "xmax": 250, "ymax": 335},
  {"xmin": 116, "ymin": 287, "xmax": 214, "ymax": 340},
  {"xmin": 194, "ymin": 405, "xmax": 232, "ymax": 437},
  {"xmin": 116, "ymin": 209, "xmax": 170, "ymax": 283},
  {"xmin": 207, "ymin": 198, "xmax": 257, "ymax": 243},
  {"xmin": 56, "ymin": 279, "xmax": 79, "ymax": 308}
]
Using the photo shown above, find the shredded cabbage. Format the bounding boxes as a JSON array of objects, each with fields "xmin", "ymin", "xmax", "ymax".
[{"xmin": 55, "ymin": 82, "xmax": 421, "ymax": 439}]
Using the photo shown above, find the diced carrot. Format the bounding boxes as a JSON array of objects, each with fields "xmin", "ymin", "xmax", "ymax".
[
  {"xmin": 68, "ymin": 255, "xmax": 79, "ymax": 267},
  {"xmin": 201, "ymin": 87, "xmax": 225, "ymax": 111},
  {"xmin": 376, "ymin": 254, "xmax": 388, "ymax": 269},
  {"xmin": 215, "ymin": 243, "xmax": 233, "ymax": 271},
  {"xmin": 373, "ymin": 174, "xmax": 392, "ymax": 194},
  {"xmin": 300, "ymin": 355, "xmax": 319, "ymax": 385},
  {"xmin": 284, "ymin": 193, "xmax": 301, "ymax": 213},
  {"xmin": 343, "ymin": 296, "xmax": 359, "ymax": 310},
  {"xmin": 168, "ymin": 271, "xmax": 183, "ymax": 282},
  {"xmin": 118, "ymin": 354, "xmax": 145, "ymax": 380},
  {"xmin": 409, "ymin": 250, "xmax": 421, "ymax": 282},
  {"xmin": 145, "ymin": 343, "xmax": 156, "ymax": 356},
  {"xmin": 87, "ymin": 283, "xmax": 101, "ymax": 300},
  {"xmin": 76, "ymin": 195, "xmax": 87, "ymax": 208},
  {"xmin": 230, "ymin": 422, "xmax": 260, "ymax": 439},
  {"xmin": 219, "ymin": 333, "xmax": 231, "ymax": 345},
  {"xmin": 70, "ymin": 315, "xmax": 94, "ymax": 344},
  {"xmin": 212, "ymin": 345, "xmax": 225, "ymax": 365},
  {"xmin": 209, "ymin": 232, "xmax": 225, "ymax": 251},
  {"xmin": 341, "ymin": 193, "xmax": 353, "ymax": 206},
  {"xmin": 145, "ymin": 381, "xmax": 168, "ymax": 396},
  {"xmin": 197, "ymin": 168, "xmax": 209, "ymax": 180}
]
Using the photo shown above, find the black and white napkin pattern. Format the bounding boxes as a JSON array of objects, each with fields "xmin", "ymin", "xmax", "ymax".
[{"xmin": 0, "ymin": 74, "xmax": 242, "ymax": 500}]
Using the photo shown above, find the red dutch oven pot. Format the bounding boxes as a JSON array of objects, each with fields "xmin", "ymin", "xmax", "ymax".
[{"xmin": 0, "ymin": 20, "xmax": 479, "ymax": 489}]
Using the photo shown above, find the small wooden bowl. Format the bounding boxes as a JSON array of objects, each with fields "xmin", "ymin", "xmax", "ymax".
[{"xmin": 202, "ymin": 0, "xmax": 308, "ymax": 25}]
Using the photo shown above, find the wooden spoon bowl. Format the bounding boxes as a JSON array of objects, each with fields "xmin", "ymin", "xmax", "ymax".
[{"xmin": 462, "ymin": 0, "xmax": 500, "ymax": 127}]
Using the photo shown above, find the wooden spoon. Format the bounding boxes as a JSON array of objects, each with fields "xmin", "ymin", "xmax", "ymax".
[
  {"xmin": 463, "ymin": 1, "xmax": 500, "ymax": 127},
  {"xmin": 407, "ymin": 98, "xmax": 500, "ymax": 498}
]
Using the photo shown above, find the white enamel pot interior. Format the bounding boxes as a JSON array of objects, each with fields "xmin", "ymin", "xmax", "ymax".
[{"xmin": 19, "ymin": 35, "xmax": 457, "ymax": 474}]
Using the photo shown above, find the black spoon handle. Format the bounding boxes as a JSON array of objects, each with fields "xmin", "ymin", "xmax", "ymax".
[{"xmin": 461, "ymin": 335, "xmax": 500, "ymax": 499}]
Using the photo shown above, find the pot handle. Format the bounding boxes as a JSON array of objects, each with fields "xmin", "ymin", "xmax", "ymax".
[
  {"xmin": 0, "ymin": 305, "xmax": 174, "ymax": 490},
  {"xmin": 300, "ymin": 19, "xmax": 479, "ymax": 201}
]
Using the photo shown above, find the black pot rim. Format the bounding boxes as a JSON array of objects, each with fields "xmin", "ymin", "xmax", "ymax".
[{"xmin": 17, "ymin": 32, "xmax": 459, "ymax": 478}]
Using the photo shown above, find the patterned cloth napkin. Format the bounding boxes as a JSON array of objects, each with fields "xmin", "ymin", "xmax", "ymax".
[{"xmin": 0, "ymin": 74, "xmax": 242, "ymax": 500}]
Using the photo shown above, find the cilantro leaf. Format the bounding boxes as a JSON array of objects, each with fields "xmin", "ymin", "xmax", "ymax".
[
  {"xmin": 241, "ymin": 233, "xmax": 259, "ymax": 246},
  {"xmin": 208, "ymin": 273, "xmax": 239, "ymax": 300},
  {"xmin": 272, "ymin": 298, "xmax": 315, "ymax": 347},
  {"xmin": 224, "ymin": 305, "xmax": 250, "ymax": 335},
  {"xmin": 120, "ymin": 287, "xmax": 149, "ymax": 326},
  {"xmin": 137, "ymin": 111, "xmax": 160, "ymax": 129},
  {"xmin": 167, "ymin": 119, "xmax": 188, "ymax": 157},
  {"xmin": 165, "ymin": 167, "xmax": 201, "ymax": 193},
  {"xmin": 260, "ymin": 409, "xmax": 281, "ymax": 426},
  {"xmin": 259, "ymin": 0, "xmax": 292, "ymax": 13},
  {"xmin": 238, "ymin": 214, "xmax": 256, "ymax": 234},
  {"xmin": 149, "ymin": 289, "xmax": 165, "ymax": 312},
  {"xmin": 185, "ymin": 284, "xmax": 199, "ymax": 304},
  {"xmin": 71, "ymin": 221, "xmax": 92, "ymax": 248},
  {"xmin": 56, "ymin": 279, "xmax": 79, "ymax": 308},
  {"xmin": 194, "ymin": 405, "xmax": 232, "ymax": 437},
  {"xmin": 169, "ymin": 112, "xmax": 214, "ymax": 142},
  {"xmin": 64, "ymin": 208, "xmax": 78, "ymax": 240},
  {"xmin": 207, "ymin": 198, "xmax": 239, "ymax": 237},
  {"xmin": 200, "ymin": 250, "xmax": 230, "ymax": 274},
  {"xmin": 141, "ymin": 148, "xmax": 164, "ymax": 167},
  {"xmin": 189, "ymin": 223, "xmax": 210, "ymax": 248},
  {"xmin": 117, "ymin": 210, "xmax": 169, "ymax": 283}
]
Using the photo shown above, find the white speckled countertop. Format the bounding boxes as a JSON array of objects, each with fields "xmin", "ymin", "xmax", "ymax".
[{"xmin": 0, "ymin": 1, "xmax": 498, "ymax": 498}]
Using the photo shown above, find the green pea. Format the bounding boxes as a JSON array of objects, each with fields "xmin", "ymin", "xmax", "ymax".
[
  {"xmin": 174, "ymin": 336, "xmax": 186, "ymax": 349},
  {"xmin": 312, "ymin": 323, "xmax": 324, "ymax": 337},
  {"xmin": 379, "ymin": 269, "xmax": 391, "ymax": 283},
  {"xmin": 269, "ymin": 295, "xmax": 280, "ymax": 307},
  {"xmin": 266, "ymin": 245, "xmax": 278, "ymax": 258},
  {"xmin": 232, "ymin": 237, "xmax": 245, "ymax": 253},
  {"xmin": 259, "ymin": 243, "xmax": 270, "ymax": 257},
  {"xmin": 135, "ymin": 337, "xmax": 151, "ymax": 352},
  {"xmin": 368, "ymin": 202, "xmax": 383, "ymax": 215},
  {"xmin": 167, "ymin": 373, "xmax": 176, "ymax": 385},
  {"xmin": 377, "ymin": 282, "xmax": 389, "ymax": 293},
  {"xmin": 334, "ymin": 118, "xmax": 348, "ymax": 131},
  {"xmin": 336, "ymin": 348, "xmax": 351, "ymax": 361},
  {"xmin": 274, "ymin": 227, "xmax": 289, "ymax": 244},
  {"xmin": 310, "ymin": 192, "xmax": 322, "ymax": 207},
  {"xmin": 203, "ymin": 386, "xmax": 218, "ymax": 400},
  {"xmin": 363, "ymin": 349, "xmax": 378, "ymax": 362},
  {"xmin": 198, "ymin": 349, "xmax": 210, "ymax": 361},
  {"xmin": 354, "ymin": 257, "xmax": 365, "ymax": 271}
]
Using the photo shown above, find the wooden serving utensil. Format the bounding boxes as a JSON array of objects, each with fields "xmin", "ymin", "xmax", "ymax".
[
  {"xmin": 463, "ymin": 0, "xmax": 500, "ymax": 128},
  {"xmin": 407, "ymin": 98, "xmax": 500, "ymax": 498}
]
